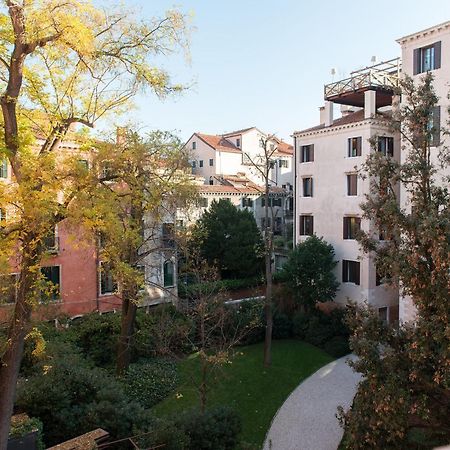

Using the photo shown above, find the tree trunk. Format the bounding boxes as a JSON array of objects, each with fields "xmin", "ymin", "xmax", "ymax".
[
  {"xmin": 116, "ymin": 296, "xmax": 138, "ymax": 376},
  {"xmin": 0, "ymin": 237, "xmax": 38, "ymax": 450},
  {"xmin": 263, "ymin": 173, "xmax": 273, "ymax": 368}
]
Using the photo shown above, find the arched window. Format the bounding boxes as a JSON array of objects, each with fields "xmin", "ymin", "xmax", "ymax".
[
  {"xmin": 163, "ymin": 260, "xmax": 175, "ymax": 287},
  {"xmin": 209, "ymin": 176, "xmax": 213, "ymax": 185}
]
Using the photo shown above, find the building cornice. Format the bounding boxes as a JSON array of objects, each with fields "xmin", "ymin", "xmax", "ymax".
[
  {"xmin": 396, "ymin": 21, "xmax": 450, "ymax": 44},
  {"xmin": 293, "ymin": 118, "xmax": 388, "ymax": 139}
]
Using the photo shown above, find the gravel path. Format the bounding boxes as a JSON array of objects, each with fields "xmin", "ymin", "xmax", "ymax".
[{"xmin": 263, "ymin": 355, "xmax": 361, "ymax": 450}]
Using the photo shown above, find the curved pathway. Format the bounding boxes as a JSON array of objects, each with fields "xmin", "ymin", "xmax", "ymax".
[{"xmin": 263, "ymin": 355, "xmax": 361, "ymax": 450}]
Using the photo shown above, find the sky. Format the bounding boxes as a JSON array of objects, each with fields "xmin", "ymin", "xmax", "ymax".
[{"xmin": 116, "ymin": 0, "xmax": 450, "ymax": 143}]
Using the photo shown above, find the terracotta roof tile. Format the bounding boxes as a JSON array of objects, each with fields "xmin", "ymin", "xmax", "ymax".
[{"xmin": 196, "ymin": 133, "xmax": 242, "ymax": 153}]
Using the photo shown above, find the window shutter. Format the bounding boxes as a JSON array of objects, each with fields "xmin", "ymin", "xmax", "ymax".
[
  {"xmin": 357, "ymin": 137, "xmax": 362, "ymax": 156},
  {"xmin": 433, "ymin": 106, "xmax": 441, "ymax": 147},
  {"xmin": 354, "ymin": 262, "xmax": 360, "ymax": 286},
  {"xmin": 343, "ymin": 218, "xmax": 348, "ymax": 239},
  {"xmin": 310, "ymin": 145, "xmax": 314, "ymax": 161},
  {"xmin": 352, "ymin": 175, "xmax": 357, "ymax": 195},
  {"xmin": 413, "ymin": 48, "xmax": 420, "ymax": 75},
  {"xmin": 434, "ymin": 41, "xmax": 441, "ymax": 69}
]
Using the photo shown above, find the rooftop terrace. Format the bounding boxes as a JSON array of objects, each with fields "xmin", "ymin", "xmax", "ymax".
[{"xmin": 324, "ymin": 58, "xmax": 401, "ymax": 108}]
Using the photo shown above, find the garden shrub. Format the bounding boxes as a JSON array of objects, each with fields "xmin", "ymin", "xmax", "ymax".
[
  {"xmin": 228, "ymin": 299, "xmax": 264, "ymax": 345},
  {"xmin": 177, "ymin": 406, "xmax": 242, "ymax": 450},
  {"xmin": 179, "ymin": 277, "xmax": 262, "ymax": 299},
  {"xmin": 323, "ymin": 335, "xmax": 351, "ymax": 358},
  {"xmin": 304, "ymin": 315, "xmax": 335, "ymax": 346},
  {"xmin": 272, "ymin": 312, "xmax": 293, "ymax": 339},
  {"xmin": 71, "ymin": 312, "xmax": 121, "ymax": 367},
  {"xmin": 134, "ymin": 305, "xmax": 194, "ymax": 357},
  {"xmin": 15, "ymin": 351, "xmax": 149, "ymax": 447},
  {"xmin": 124, "ymin": 359, "xmax": 178, "ymax": 408},
  {"xmin": 292, "ymin": 311, "xmax": 311, "ymax": 339},
  {"xmin": 133, "ymin": 415, "xmax": 190, "ymax": 450}
]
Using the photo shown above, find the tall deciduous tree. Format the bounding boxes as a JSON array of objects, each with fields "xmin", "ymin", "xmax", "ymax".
[
  {"xmin": 0, "ymin": 2, "xmax": 190, "ymax": 445},
  {"xmin": 338, "ymin": 74, "xmax": 450, "ymax": 448},
  {"xmin": 85, "ymin": 129, "xmax": 195, "ymax": 375}
]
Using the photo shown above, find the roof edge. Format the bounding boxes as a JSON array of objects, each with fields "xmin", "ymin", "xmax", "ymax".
[{"xmin": 396, "ymin": 20, "xmax": 450, "ymax": 43}]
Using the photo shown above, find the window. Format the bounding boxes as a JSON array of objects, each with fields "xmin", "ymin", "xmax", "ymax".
[
  {"xmin": 99, "ymin": 262, "xmax": 117, "ymax": 295},
  {"xmin": 347, "ymin": 174, "xmax": 358, "ymax": 196},
  {"xmin": 272, "ymin": 198, "xmax": 282, "ymax": 207},
  {"xmin": 209, "ymin": 158, "xmax": 214, "ymax": 166},
  {"xmin": 199, "ymin": 160, "xmax": 203, "ymax": 168},
  {"xmin": 342, "ymin": 260, "xmax": 360, "ymax": 285},
  {"xmin": 196, "ymin": 197, "xmax": 208, "ymax": 208},
  {"xmin": 162, "ymin": 223, "xmax": 175, "ymax": 248},
  {"xmin": 192, "ymin": 141, "xmax": 196, "ymax": 150},
  {"xmin": 428, "ymin": 106, "xmax": 441, "ymax": 147},
  {"xmin": 0, "ymin": 274, "xmax": 18, "ymax": 304},
  {"xmin": 300, "ymin": 144, "xmax": 314, "ymax": 162},
  {"xmin": 278, "ymin": 159, "xmax": 289, "ymax": 168},
  {"xmin": 378, "ymin": 137, "xmax": 394, "ymax": 157},
  {"xmin": 78, "ymin": 159, "xmax": 89, "ymax": 170},
  {"xmin": 209, "ymin": 176, "xmax": 213, "ymax": 185},
  {"xmin": 261, "ymin": 217, "xmax": 272, "ymax": 228},
  {"xmin": 236, "ymin": 138, "xmax": 241, "ymax": 148},
  {"xmin": 41, "ymin": 266, "xmax": 61, "ymax": 300},
  {"xmin": 101, "ymin": 161, "xmax": 114, "ymax": 179},
  {"xmin": 348, "ymin": 137, "xmax": 362, "ymax": 157},
  {"xmin": 414, "ymin": 41, "xmax": 441, "ymax": 74},
  {"xmin": 302, "ymin": 177, "xmax": 313, "ymax": 197},
  {"xmin": 378, "ymin": 306, "xmax": 388, "ymax": 323},
  {"xmin": 163, "ymin": 260, "xmax": 175, "ymax": 287},
  {"xmin": 0, "ymin": 158, "xmax": 8, "ymax": 178},
  {"xmin": 0, "ymin": 208, "xmax": 6, "ymax": 225},
  {"xmin": 242, "ymin": 197, "xmax": 253, "ymax": 207},
  {"xmin": 343, "ymin": 216, "xmax": 361, "ymax": 239},
  {"xmin": 274, "ymin": 217, "xmax": 282, "ymax": 235},
  {"xmin": 192, "ymin": 161, "xmax": 197, "ymax": 169},
  {"xmin": 299, "ymin": 215, "xmax": 314, "ymax": 236}
]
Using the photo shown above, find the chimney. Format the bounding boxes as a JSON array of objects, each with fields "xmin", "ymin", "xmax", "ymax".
[
  {"xmin": 324, "ymin": 101, "xmax": 333, "ymax": 127},
  {"xmin": 364, "ymin": 90, "xmax": 376, "ymax": 119},
  {"xmin": 116, "ymin": 126, "xmax": 127, "ymax": 145}
]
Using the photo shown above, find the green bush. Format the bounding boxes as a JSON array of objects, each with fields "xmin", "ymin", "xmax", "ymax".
[
  {"xmin": 177, "ymin": 406, "xmax": 242, "ymax": 450},
  {"xmin": 134, "ymin": 305, "xmax": 194, "ymax": 357},
  {"xmin": 323, "ymin": 335, "xmax": 351, "ymax": 358},
  {"xmin": 133, "ymin": 415, "xmax": 190, "ymax": 450},
  {"xmin": 124, "ymin": 359, "xmax": 178, "ymax": 408},
  {"xmin": 15, "ymin": 351, "xmax": 149, "ymax": 447},
  {"xmin": 272, "ymin": 312, "xmax": 293, "ymax": 339},
  {"xmin": 228, "ymin": 299, "xmax": 264, "ymax": 346},
  {"xmin": 71, "ymin": 312, "xmax": 121, "ymax": 367},
  {"xmin": 292, "ymin": 312, "xmax": 311, "ymax": 339},
  {"xmin": 179, "ymin": 277, "xmax": 262, "ymax": 299}
]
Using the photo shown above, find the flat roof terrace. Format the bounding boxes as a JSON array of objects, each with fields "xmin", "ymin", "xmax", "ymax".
[{"xmin": 324, "ymin": 58, "xmax": 401, "ymax": 108}]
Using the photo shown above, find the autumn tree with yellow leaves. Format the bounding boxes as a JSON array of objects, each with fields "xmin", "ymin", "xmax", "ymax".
[{"xmin": 0, "ymin": 1, "xmax": 191, "ymax": 445}]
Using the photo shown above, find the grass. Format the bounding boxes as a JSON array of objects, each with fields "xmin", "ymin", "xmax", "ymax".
[{"xmin": 153, "ymin": 339, "xmax": 334, "ymax": 449}]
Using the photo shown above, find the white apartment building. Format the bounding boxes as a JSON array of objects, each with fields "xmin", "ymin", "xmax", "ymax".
[
  {"xmin": 293, "ymin": 21, "xmax": 450, "ymax": 323},
  {"xmin": 184, "ymin": 127, "xmax": 294, "ymax": 244}
]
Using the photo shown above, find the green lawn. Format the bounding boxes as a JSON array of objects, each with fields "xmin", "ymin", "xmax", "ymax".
[{"xmin": 153, "ymin": 340, "xmax": 334, "ymax": 449}]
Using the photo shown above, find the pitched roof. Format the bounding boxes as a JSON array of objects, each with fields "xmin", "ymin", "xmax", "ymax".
[
  {"xmin": 196, "ymin": 133, "xmax": 242, "ymax": 153},
  {"xmin": 274, "ymin": 140, "xmax": 294, "ymax": 156},
  {"xmin": 222, "ymin": 127, "xmax": 256, "ymax": 136},
  {"xmin": 294, "ymin": 109, "xmax": 392, "ymax": 134}
]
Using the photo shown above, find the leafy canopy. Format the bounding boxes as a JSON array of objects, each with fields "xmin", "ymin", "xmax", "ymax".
[
  {"xmin": 192, "ymin": 199, "xmax": 264, "ymax": 279},
  {"xmin": 279, "ymin": 235, "xmax": 339, "ymax": 311}
]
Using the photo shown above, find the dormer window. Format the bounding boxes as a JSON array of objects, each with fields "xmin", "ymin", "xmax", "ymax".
[
  {"xmin": 192, "ymin": 141, "xmax": 196, "ymax": 150},
  {"xmin": 236, "ymin": 138, "xmax": 241, "ymax": 148}
]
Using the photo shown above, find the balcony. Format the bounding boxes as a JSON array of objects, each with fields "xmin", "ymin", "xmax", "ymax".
[{"xmin": 324, "ymin": 58, "xmax": 401, "ymax": 108}]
